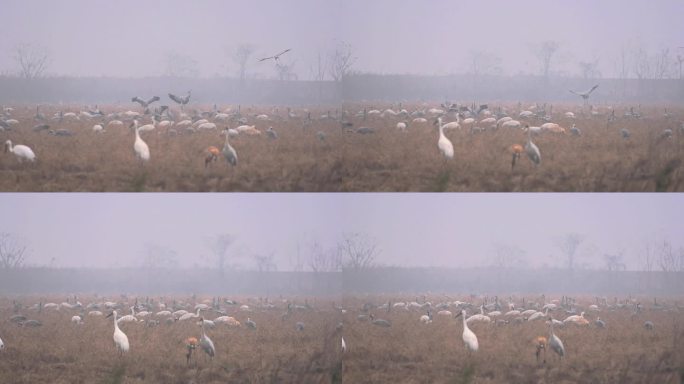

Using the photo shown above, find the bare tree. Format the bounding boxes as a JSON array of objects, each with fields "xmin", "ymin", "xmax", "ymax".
[
  {"xmin": 275, "ymin": 61, "xmax": 298, "ymax": 81},
  {"xmin": 657, "ymin": 240, "xmax": 683, "ymax": 273},
  {"xmin": 533, "ymin": 41, "xmax": 560, "ymax": 79},
  {"xmin": 0, "ymin": 233, "xmax": 28, "ymax": 269},
  {"xmin": 142, "ymin": 244, "xmax": 178, "ymax": 269},
  {"xmin": 308, "ymin": 240, "xmax": 341, "ymax": 272},
  {"xmin": 206, "ymin": 234, "xmax": 236, "ymax": 276},
  {"xmin": 578, "ymin": 57, "xmax": 601, "ymax": 79},
  {"xmin": 468, "ymin": 50, "xmax": 502, "ymax": 77},
  {"xmin": 652, "ymin": 48, "xmax": 673, "ymax": 79},
  {"xmin": 165, "ymin": 52, "xmax": 199, "ymax": 77},
  {"xmin": 640, "ymin": 239, "xmax": 656, "ymax": 272},
  {"xmin": 338, "ymin": 233, "xmax": 378, "ymax": 270},
  {"xmin": 232, "ymin": 44, "xmax": 255, "ymax": 84},
  {"xmin": 290, "ymin": 242, "xmax": 306, "ymax": 272},
  {"xmin": 13, "ymin": 44, "xmax": 50, "ymax": 79},
  {"xmin": 252, "ymin": 252, "xmax": 277, "ymax": 272},
  {"xmin": 603, "ymin": 252, "xmax": 626, "ymax": 271},
  {"xmin": 329, "ymin": 41, "xmax": 356, "ymax": 83},
  {"xmin": 632, "ymin": 46, "xmax": 651, "ymax": 81},
  {"xmin": 490, "ymin": 242, "xmax": 525, "ymax": 269},
  {"xmin": 554, "ymin": 233, "xmax": 584, "ymax": 270},
  {"xmin": 310, "ymin": 52, "xmax": 327, "ymax": 81}
]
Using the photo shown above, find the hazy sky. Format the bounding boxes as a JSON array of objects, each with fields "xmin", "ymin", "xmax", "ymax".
[
  {"xmin": 0, "ymin": 0, "xmax": 681, "ymax": 78},
  {"xmin": 1, "ymin": 194, "xmax": 681, "ymax": 271}
]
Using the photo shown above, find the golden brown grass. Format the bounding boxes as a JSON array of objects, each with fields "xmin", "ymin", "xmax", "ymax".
[
  {"xmin": 1, "ymin": 104, "xmax": 682, "ymax": 191},
  {"xmin": 1, "ymin": 295, "xmax": 683, "ymax": 383},
  {"xmin": 341, "ymin": 295, "xmax": 684, "ymax": 383},
  {"xmin": 0, "ymin": 296, "xmax": 343, "ymax": 384}
]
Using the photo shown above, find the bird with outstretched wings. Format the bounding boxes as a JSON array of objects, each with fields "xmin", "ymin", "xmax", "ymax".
[
  {"xmin": 132, "ymin": 96, "xmax": 160, "ymax": 108},
  {"xmin": 258, "ymin": 49, "xmax": 292, "ymax": 63},
  {"xmin": 569, "ymin": 84, "xmax": 599, "ymax": 98},
  {"xmin": 168, "ymin": 91, "xmax": 191, "ymax": 105}
]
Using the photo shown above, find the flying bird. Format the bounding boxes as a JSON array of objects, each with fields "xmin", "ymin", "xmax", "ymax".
[
  {"xmin": 168, "ymin": 91, "xmax": 192, "ymax": 109},
  {"xmin": 258, "ymin": 49, "xmax": 291, "ymax": 63},
  {"xmin": 569, "ymin": 84, "xmax": 599, "ymax": 105},
  {"xmin": 131, "ymin": 96, "xmax": 160, "ymax": 108}
]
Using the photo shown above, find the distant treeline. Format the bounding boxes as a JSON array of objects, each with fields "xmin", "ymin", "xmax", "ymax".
[
  {"xmin": 342, "ymin": 74, "xmax": 684, "ymax": 103},
  {"xmin": 0, "ymin": 76, "xmax": 340, "ymax": 105},
  {"xmin": 1, "ymin": 267, "xmax": 681, "ymax": 296},
  {"xmin": 0, "ymin": 268, "xmax": 342, "ymax": 296},
  {"xmin": 1, "ymin": 75, "xmax": 682, "ymax": 105},
  {"xmin": 344, "ymin": 267, "xmax": 684, "ymax": 296}
]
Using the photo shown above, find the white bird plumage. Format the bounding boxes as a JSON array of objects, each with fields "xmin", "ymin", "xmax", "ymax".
[
  {"xmin": 107, "ymin": 311, "xmax": 130, "ymax": 355},
  {"xmin": 131, "ymin": 120, "xmax": 150, "ymax": 162},
  {"xmin": 5, "ymin": 140, "xmax": 36, "ymax": 162},
  {"xmin": 437, "ymin": 118, "xmax": 454, "ymax": 159},
  {"xmin": 459, "ymin": 310, "xmax": 479, "ymax": 352}
]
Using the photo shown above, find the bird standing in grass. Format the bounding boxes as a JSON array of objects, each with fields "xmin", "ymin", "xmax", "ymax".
[
  {"xmin": 534, "ymin": 336, "xmax": 547, "ymax": 364},
  {"xmin": 222, "ymin": 130, "xmax": 238, "ymax": 166},
  {"xmin": 131, "ymin": 120, "xmax": 150, "ymax": 162},
  {"xmin": 199, "ymin": 318, "xmax": 215, "ymax": 361},
  {"xmin": 436, "ymin": 117, "xmax": 454, "ymax": 160},
  {"xmin": 525, "ymin": 129, "xmax": 541, "ymax": 166},
  {"xmin": 185, "ymin": 337, "xmax": 199, "ymax": 365},
  {"xmin": 106, "ymin": 311, "xmax": 129, "ymax": 356},
  {"xmin": 548, "ymin": 318, "xmax": 565, "ymax": 361},
  {"xmin": 457, "ymin": 310, "xmax": 479, "ymax": 353},
  {"xmin": 205, "ymin": 146, "xmax": 220, "ymax": 168},
  {"xmin": 510, "ymin": 144, "xmax": 524, "ymax": 169}
]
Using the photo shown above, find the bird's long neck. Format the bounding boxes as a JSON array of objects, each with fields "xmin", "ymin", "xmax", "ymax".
[
  {"xmin": 224, "ymin": 133, "xmax": 231, "ymax": 147},
  {"xmin": 113, "ymin": 313, "xmax": 120, "ymax": 331}
]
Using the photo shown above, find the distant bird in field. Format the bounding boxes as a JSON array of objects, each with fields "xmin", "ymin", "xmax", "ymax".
[{"xmin": 569, "ymin": 84, "xmax": 599, "ymax": 105}]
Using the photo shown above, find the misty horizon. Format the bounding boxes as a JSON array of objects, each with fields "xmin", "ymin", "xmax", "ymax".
[
  {"xmin": 0, "ymin": 0, "xmax": 682, "ymax": 80},
  {"xmin": 1, "ymin": 193, "xmax": 682, "ymax": 272}
]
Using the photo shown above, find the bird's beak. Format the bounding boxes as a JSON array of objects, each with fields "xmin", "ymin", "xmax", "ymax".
[{"xmin": 106, "ymin": 312, "xmax": 113, "ymax": 318}]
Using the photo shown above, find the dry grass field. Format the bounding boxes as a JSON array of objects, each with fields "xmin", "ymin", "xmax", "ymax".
[
  {"xmin": 341, "ymin": 295, "xmax": 684, "ymax": 384},
  {"xmin": 1, "ymin": 104, "xmax": 682, "ymax": 192},
  {"xmin": 1, "ymin": 295, "xmax": 682, "ymax": 383},
  {"xmin": 0, "ymin": 296, "xmax": 343, "ymax": 384}
]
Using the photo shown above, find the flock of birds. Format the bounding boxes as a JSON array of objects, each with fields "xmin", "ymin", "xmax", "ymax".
[
  {"xmin": 0, "ymin": 294, "xmax": 676, "ymax": 369},
  {"xmin": 2, "ymin": 90, "xmax": 682, "ymax": 175},
  {"xmin": 350, "ymin": 294, "xmax": 676, "ymax": 365}
]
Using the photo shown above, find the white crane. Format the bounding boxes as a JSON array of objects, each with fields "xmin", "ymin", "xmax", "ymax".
[
  {"xmin": 525, "ymin": 129, "xmax": 541, "ymax": 166},
  {"xmin": 341, "ymin": 336, "xmax": 347, "ymax": 353},
  {"xmin": 569, "ymin": 84, "xmax": 599, "ymax": 106},
  {"xmin": 457, "ymin": 310, "xmax": 479, "ymax": 352},
  {"xmin": 246, "ymin": 318, "xmax": 257, "ymax": 330},
  {"xmin": 436, "ymin": 118, "xmax": 454, "ymax": 159},
  {"xmin": 199, "ymin": 318, "xmax": 215, "ymax": 361},
  {"xmin": 548, "ymin": 319, "xmax": 565, "ymax": 361},
  {"xmin": 4, "ymin": 140, "xmax": 36, "ymax": 162},
  {"xmin": 106, "ymin": 311, "xmax": 130, "ymax": 355},
  {"xmin": 222, "ymin": 130, "xmax": 238, "ymax": 166},
  {"xmin": 131, "ymin": 120, "xmax": 150, "ymax": 162}
]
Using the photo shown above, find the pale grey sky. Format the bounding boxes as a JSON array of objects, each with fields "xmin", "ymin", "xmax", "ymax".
[
  {"xmin": 1, "ymin": 194, "xmax": 681, "ymax": 271},
  {"xmin": 0, "ymin": 0, "xmax": 681, "ymax": 78}
]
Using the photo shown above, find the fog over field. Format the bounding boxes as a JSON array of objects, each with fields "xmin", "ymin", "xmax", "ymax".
[
  {"xmin": 1, "ymin": 193, "xmax": 682, "ymax": 271},
  {"xmin": 0, "ymin": 0, "xmax": 681, "ymax": 78}
]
